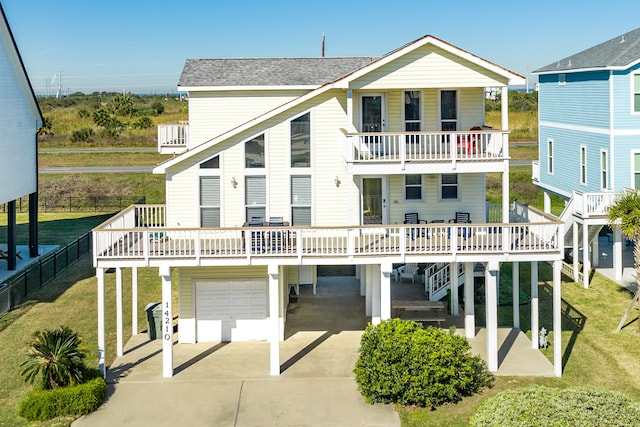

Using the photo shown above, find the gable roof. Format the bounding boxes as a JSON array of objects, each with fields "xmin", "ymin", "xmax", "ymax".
[
  {"xmin": 534, "ymin": 27, "xmax": 640, "ymax": 74},
  {"xmin": 178, "ymin": 57, "xmax": 376, "ymax": 90},
  {"xmin": 155, "ymin": 35, "xmax": 523, "ymax": 173},
  {"xmin": 0, "ymin": 3, "xmax": 43, "ymax": 125}
]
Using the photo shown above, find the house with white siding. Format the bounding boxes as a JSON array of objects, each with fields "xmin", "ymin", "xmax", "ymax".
[
  {"xmin": 94, "ymin": 35, "xmax": 565, "ymax": 378},
  {"xmin": 532, "ymin": 27, "xmax": 640, "ymax": 288},
  {"xmin": 0, "ymin": 3, "xmax": 42, "ymax": 272}
]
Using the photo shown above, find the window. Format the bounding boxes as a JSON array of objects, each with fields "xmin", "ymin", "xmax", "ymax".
[
  {"xmin": 291, "ymin": 175, "xmax": 311, "ymax": 225},
  {"xmin": 200, "ymin": 176, "xmax": 220, "ymax": 227},
  {"xmin": 404, "ymin": 91, "xmax": 421, "ymax": 132},
  {"xmin": 200, "ymin": 155, "xmax": 219, "ymax": 169},
  {"xmin": 634, "ymin": 74, "xmax": 640, "ymax": 113},
  {"xmin": 634, "ymin": 153, "xmax": 640, "ymax": 189},
  {"xmin": 245, "ymin": 134, "xmax": 265, "ymax": 168},
  {"xmin": 440, "ymin": 174, "xmax": 458, "ymax": 200},
  {"xmin": 440, "ymin": 90, "xmax": 457, "ymax": 131},
  {"xmin": 580, "ymin": 145, "xmax": 587, "ymax": 185},
  {"xmin": 559, "ymin": 73, "xmax": 566, "ymax": 86},
  {"xmin": 547, "ymin": 139, "xmax": 554, "ymax": 174},
  {"xmin": 601, "ymin": 150, "xmax": 608, "ymax": 190},
  {"xmin": 404, "ymin": 175, "xmax": 422, "ymax": 200},
  {"xmin": 245, "ymin": 176, "xmax": 266, "ymax": 221},
  {"xmin": 291, "ymin": 113, "xmax": 311, "ymax": 167}
]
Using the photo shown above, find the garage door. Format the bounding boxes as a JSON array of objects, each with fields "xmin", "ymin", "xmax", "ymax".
[{"xmin": 195, "ymin": 279, "xmax": 268, "ymax": 342}]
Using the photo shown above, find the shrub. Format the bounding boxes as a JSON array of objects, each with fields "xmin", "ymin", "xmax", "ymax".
[
  {"xmin": 18, "ymin": 376, "xmax": 107, "ymax": 421},
  {"xmin": 470, "ymin": 386, "xmax": 640, "ymax": 426},
  {"xmin": 354, "ymin": 318, "xmax": 489, "ymax": 407},
  {"xmin": 132, "ymin": 116, "xmax": 153, "ymax": 129},
  {"xmin": 69, "ymin": 127, "xmax": 94, "ymax": 143},
  {"xmin": 151, "ymin": 101, "xmax": 165, "ymax": 115}
]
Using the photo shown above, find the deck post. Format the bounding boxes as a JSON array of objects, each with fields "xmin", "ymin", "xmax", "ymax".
[
  {"xmin": 553, "ymin": 260, "xmax": 563, "ymax": 377},
  {"xmin": 380, "ymin": 262, "xmax": 392, "ymax": 321},
  {"xmin": 531, "ymin": 261, "xmax": 539, "ymax": 349},
  {"xmin": 116, "ymin": 267, "xmax": 123, "ymax": 357},
  {"xmin": 572, "ymin": 222, "xmax": 579, "ymax": 281},
  {"xmin": 450, "ymin": 262, "xmax": 459, "ymax": 315},
  {"xmin": 268, "ymin": 264, "xmax": 280, "ymax": 375},
  {"xmin": 464, "ymin": 262, "xmax": 475, "ymax": 338},
  {"xmin": 512, "ymin": 261, "xmax": 519, "ymax": 329},
  {"xmin": 160, "ymin": 266, "xmax": 173, "ymax": 378},
  {"xmin": 97, "ymin": 268, "xmax": 106, "ymax": 377},
  {"xmin": 132, "ymin": 267, "xmax": 138, "ymax": 335},
  {"xmin": 592, "ymin": 233, "xmax": 599, "ymax": 268},
  {"xmin": 582, "ymin": 223, "xmax": 590, "ymax": 288},
  {"xmin": 371, "ymin": 264, "xmax": 381, "ymax": 325},
  {"xmin": 543, "ymin": 191, "xmax": 551, "ymax": 214},
  {"xmin": 613, "ymin": 226, "xmax": 623, "ymax": 280},
  {"xmin": 485, "ymin": 261, "xmax": 499, "ymax": 372},
  {"xmin": 364, "ymin": 265, "xmax": 372, "ymax": 316}
]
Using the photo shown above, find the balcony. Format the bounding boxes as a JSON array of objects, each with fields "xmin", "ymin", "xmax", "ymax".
[
  {"xmin": 93, "ymin": 204, "xmax": 562, "ymax": 268},
  {"xmin": 572, "ymin": 190, "xmax": 618, "ymax": 219},
  {"xmin": 342, "ymin": 129, "xmax": 509, "ymax": 174},
  {"xmin": 158, "ymin": 122, "xmax": 189, "ymax": 154}
]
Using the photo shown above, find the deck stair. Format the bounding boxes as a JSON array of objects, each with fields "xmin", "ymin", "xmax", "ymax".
[{"xmin": 425, "ymin": 263, "xmax": 464, "ymax": 302}]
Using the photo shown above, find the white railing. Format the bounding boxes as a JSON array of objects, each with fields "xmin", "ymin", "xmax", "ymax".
[
  {"xmin": 531, "ymin": 160, "xmax": 540, "ymax": 182},
  {"xmin": 342, "ymin": 129, "xmax": 508, "ymax": 164},
  {"xmin": 158, "ymin": 122, "xmax": 189, "ymax": 153},
  {"xmin": 572, "ymin": 190, "xmax": 617, "ymax": 218},
  {"xmin": 426, "ymin": 263, "xmax": 464, "ymax": 301}
]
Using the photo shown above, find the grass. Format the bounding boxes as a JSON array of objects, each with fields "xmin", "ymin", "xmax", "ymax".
[
  {"xmin": 486, "ymin": 111, "xmax": 538, "ymax": 141},
  {"xmin": 508, "ymin": 143, "xmax": 537, "ymax": 160},
  {"xmin": 0, "ymin": 213, "xmax": 113, "ymax": 246},
  {"xmin": 39, "ymin": 152, "xmax": 171, "ymax": 168}
]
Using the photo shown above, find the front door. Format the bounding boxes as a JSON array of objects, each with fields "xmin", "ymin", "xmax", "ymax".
[
  {"xmin": 362, "ymin": 177, "xmax": 388, "ymax": 225},
  {"xmin": 361, "ymin": 94, "xmax": 385, "ymax": 156}
]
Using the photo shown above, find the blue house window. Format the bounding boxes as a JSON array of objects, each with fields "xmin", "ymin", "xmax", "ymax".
[
  {"xmin": 601, "ymin": 150, "xmax": 608, "ymax": 190},
  {"xmin": 580, "ymin": 145, "xmax": 587, "ymax": 185},
  {"xmin": 634, "ymin": 74, "xmax": 640, "ymax": 113},
  {"xmin": 635, "ymin": 153, "xmax": 640, "ymax": 190},
  {"xmin": 547, "ymin": 139, "xmax": 554, "ymax": 174}
]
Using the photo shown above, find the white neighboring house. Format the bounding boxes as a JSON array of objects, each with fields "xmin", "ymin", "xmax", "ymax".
[
  {"xmin": 94, "ymin": 35, "xmax": 565, "ymax": 378},
  {"xmin": 0, "ymin": 3, "xmax": 43, "ymax": 270}
]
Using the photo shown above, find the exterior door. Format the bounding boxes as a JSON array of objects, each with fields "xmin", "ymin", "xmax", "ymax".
[
  {"xmin": 362, "ymin": 177, "xmax": 388, "ymax": 225},
  {"xmin": 361, "ymin": 94, "xmax": 385, "ymax": 155}
]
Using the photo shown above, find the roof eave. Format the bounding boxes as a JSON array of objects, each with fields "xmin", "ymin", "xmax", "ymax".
[{"xmin": 177, "ymin": 84, "xmax": 319, "ymax": 92}]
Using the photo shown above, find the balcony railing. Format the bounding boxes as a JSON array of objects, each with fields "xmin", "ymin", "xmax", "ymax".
[
  {"xmin": 532, "ymin": 160, "xmax": 540, "ymax": 182},
  {"xmin": 572, "ymin": 190, "xmax": 618, "ymax": 218},
  {"xmin": 342, "ymin": 129, "xmax": 508, "ymax": 165},
  {"xmin": 93, "ymin": 205, "xmax": 562, "ymax": 267},
  {"xmin": 158, "ymin": 122, "xmax": 188, "ymax": 154}
]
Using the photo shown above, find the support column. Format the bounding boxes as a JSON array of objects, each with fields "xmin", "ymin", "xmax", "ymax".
[
  {"xmin": 450, "ymin": 262, "xmax": 459, "ymax": 315},
  {"xmin": 464, "ymin": 262, "xmax": 475, "ymax": 338},
  {"xmin": 582, "ymin": 223, "xmax": 590, "ymax": 288},
  {"xmin": 543, "ymin": 191, "xmax": 551, "ymax": 214},
  {"xmin": 7, "ymin": 200, "xmax": 16, "ymax": 271},
  {"xmin": 359, "ymin": 265, "xmax": 366, "ymax": 296},
  {"xmin": 531, "ymin": 261, "xmax": 539, "ymax": 349},
  {"xmin": 160, "ymin": 266, "xmax": 173, "ymax": 378},
  {"xmin": 97, "ymin": 268, "xmax": 106, "ymax": 377},
  {"xmin": 572, "ymin": 222, "xmax": 579, "ymax": 282},
  {"xmin": 592, "ymin": 235, "xmax": 599, "ymax": 268},
  {"xmin": 613, "ymin": 226, "xmax": 623, "ymax": 280},
  {"xmin": 29, "ymin": 192, "xmax": 38, "ymax": 258},
  {"xmin": 553, "ymin": 260, "xmax": 563, "ymax": 377},
  {"xmin": 365, "ymin": 265, "xmax": 372, "ymax": 316},
  {"xmin": 502, "ymin": 171, "xmax": 509, "ymax": 224},
  {"xmin": 116, "ymin": 267, "xmax": 124, "ymax": 357},
  {"xmin": 132, "ymin": 267, "xmax": 138, "ymax": 335},
  {"xmin": 485, "ymin": 262, "xmax": 499, "ymax": 372},
  {"xmin": 371, "ymin": 264, "xmax": 381, "ymax": 325},
  {"xmin": 512, "ymin": 261, "xmax": 519, "ymax": 329},
  {"xmin": 380, "ymin": 262, "xmax": 392, "ymax": 321},
  {"xmin": 268, "ymin": 264, "xmax": 280, "ymax": 376}
]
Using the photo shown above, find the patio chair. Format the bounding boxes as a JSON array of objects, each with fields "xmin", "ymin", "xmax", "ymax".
[
  {"xmin": 397, "ymin": 263, "xmax": 419, "ymax": 283},
  {"xmin": 448, "ymin": 212, "xmax": 472, "ymax": 240},
  {"xmin": 404, "ymin": 212, "xmax": 427, "ymax": 239},
  {"xmin": 268, "ymin": 217, "xmax": 285, "ymax": 250},
  {"xmin": 248, "ymin": 221, "xmax": 265, "ymax": 252}
]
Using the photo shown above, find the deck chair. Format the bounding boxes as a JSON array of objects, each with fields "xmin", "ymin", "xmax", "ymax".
[
  {"xmin": 397, "ymin": 263, "xmax": 419, "ymax": 283},
  {"xmin": 404, "ymin": 212, "xmax": 427, "ymax": 239},
  {"xmin": 448, "ymin": 212, "xmax": 472, "ymax": 240},
  {"xmin": 248, "ymin": 221, "xmax": 265, "ymax": 252},
  {"xmin": 268, "ymin": 217, "xmax": 284, "ymax": 250}
]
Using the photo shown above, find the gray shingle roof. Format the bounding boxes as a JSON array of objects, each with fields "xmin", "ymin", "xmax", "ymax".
[
  {"xmin": 534, "ymin": 27, "xmax": 640, "ymax": 73},
  {"xmin": 178, "ymin": 57, "xmax": 377, "ymax": 87}
]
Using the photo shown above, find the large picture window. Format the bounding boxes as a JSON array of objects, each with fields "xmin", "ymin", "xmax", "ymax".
[
  {"xmin": 440, "ymin": 174, "xmax": 459, "ymax": 200},
  {"xmin": 291, "ymin": 113, "xmax": 310, "ymax": 167},
  {"xmin": 245, "ymin": 134, "xmax": 265, "ymax": 168},
  {"xmin": 245, "ymin": 176, "xmax": 266, "ymax": 221},
  {"xmin": 291, "ymin": 175, "xmax": 311, "ymax": 225}
]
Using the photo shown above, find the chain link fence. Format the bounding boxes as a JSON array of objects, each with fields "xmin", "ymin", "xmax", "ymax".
[{"xmin": 1, "ymin": 195, "xmax": 146, "ymax": 213}]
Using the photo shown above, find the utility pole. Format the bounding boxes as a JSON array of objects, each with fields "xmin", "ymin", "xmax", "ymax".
[{"xmin": 321, "ymin": 32, "xmax": 325, "ymax": 58}]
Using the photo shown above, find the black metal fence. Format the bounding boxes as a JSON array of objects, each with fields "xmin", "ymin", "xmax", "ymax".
[
  {"xmin": 0, "ymin": 232, "xmax": 92, "ymax": 315},
  {"xmin": 1, "ymin": 195, "xmax": 146, "ymax": 213}
]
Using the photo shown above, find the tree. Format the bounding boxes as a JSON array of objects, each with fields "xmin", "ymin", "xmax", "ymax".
[
  {"xmin": 20, "ymin": 326, "xmax": 87, "ymax": 389},
  {"xmin": 608, "ymin": 190, "xmax": 640, "ymax": 331},
  {"xmin": 37, "ymin": 116, "xmax": 54, "ymax": 137}
]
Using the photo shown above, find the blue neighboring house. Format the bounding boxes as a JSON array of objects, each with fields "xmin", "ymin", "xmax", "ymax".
[{"xmin": 532, "ymin": 27, "xmax": 640, "ymax": 288}]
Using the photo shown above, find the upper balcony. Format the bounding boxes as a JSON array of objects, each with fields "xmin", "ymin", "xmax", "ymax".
[
  {"xmin": 93, "ymin": 203, "xmax": 562, "ymax": 269},
  {"xmin": 342, "ymin": 128, "xmax": 509, "ymax": 175},
  {"xmin": 158, "ymin": 122, "xmax": 189, "ymax": 155}
]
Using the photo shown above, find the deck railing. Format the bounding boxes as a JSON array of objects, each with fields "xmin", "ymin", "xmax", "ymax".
[
  {"xmin": 572, "ymin": 190, "xmax": 618, "ymax": 218},
  {"xmin": 158, "ymin": 122, "xmax": 188, "ymax": 153},
  {"xmin": 342, "ymin": 129, "xmax": 508, "ymax": 165}
]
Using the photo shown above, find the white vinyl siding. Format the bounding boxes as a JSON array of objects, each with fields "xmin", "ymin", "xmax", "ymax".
[{"xmin": 291, "ymin": 175, "xmax": 311, "ymax": 225}]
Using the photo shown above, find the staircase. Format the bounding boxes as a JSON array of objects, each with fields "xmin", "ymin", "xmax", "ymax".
[{"xmin": 425, "ymin": 263, "xmax": 465, "ymax": 302}]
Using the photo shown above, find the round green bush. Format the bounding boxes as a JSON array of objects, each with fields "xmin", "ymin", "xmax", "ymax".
[
  {"xmin": 470, "ymin": 386, "xmax": 640, "ymax": 426},
  {"xmin": 354, "ymin": 318, "xmax": 489, "ymax": 407}
]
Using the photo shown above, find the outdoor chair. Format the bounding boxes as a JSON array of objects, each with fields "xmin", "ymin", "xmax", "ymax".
[
  {"xmin": 404, "ymin": 212, "xmax": 427, "ymax": 239},
  {"xmin": 268, "ymin": 217, "xmax": 285, "ymax": 250},
  {"xmin": 397, "ymin": 263, "xmax": 419, "ymax": 283},
  {"xmin": 248, "ymin": 221, "xmax": 265, "ymax": 252},
  {"xmin": 448, "ymin": 212, "xmax": 472, "ymax": 240}
]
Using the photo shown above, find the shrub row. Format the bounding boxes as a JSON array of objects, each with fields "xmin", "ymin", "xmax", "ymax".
[
  {"xmin": 18, "ymin": 376, "xmax": 107, "ymax": 421},
  {"xmin": 470, "ymin": 386, "xmax": 640, "ymax": 426}
]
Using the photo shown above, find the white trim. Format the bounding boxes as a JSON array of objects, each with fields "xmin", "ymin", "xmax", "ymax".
[
  {"xmin": 534, "ymin": 180, "xmax": 572, "ymax": 199},
  {"xmin": 540, "ymin": 120, "xmax": 640, "ymax": 136},
  {"xmin": 178, "ymin": 85, "xmax": 318, "ymax": 92}
]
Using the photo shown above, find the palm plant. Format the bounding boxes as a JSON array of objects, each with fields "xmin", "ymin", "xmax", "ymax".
[
  {"xmin": 607, "ymin": 190, "xmax": 640, "ymax": 331},
  {"xmin": 20, "ymin": 326, "xmax": 87, "ymax": 389}
]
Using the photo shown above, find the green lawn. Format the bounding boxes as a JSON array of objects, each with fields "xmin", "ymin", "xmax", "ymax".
[{"xmin": 39, "ymin": 152, "xmax": 171, "ymax": 168}]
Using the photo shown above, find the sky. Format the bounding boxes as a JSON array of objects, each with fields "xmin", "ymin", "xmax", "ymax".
[{"xmin": 3, "ymin": 0, "xmax": 640, "ymax": 95}]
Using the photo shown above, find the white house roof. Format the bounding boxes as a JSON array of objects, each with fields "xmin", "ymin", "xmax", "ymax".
[
  {"xmin": 155, "ymin": 35, "xmax": 523, "ymax": 173},
  {"xmin": 533, "ymin": 27, "xmax": 640, "ymax": 74}
]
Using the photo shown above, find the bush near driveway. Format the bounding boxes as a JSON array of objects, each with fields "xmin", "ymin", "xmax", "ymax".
[
  {"xmin": 470, "ymin": 386, "xmax": 640, "ymax": 427},
  {"xmin": 354, "ymin": 318, "xmax": 490, "ymax": 408}
]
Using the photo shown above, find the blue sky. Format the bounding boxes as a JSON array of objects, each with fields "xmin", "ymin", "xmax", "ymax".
[{"xmin": 3, "ymin": 0, "xmax": 640, "ymax": 94}]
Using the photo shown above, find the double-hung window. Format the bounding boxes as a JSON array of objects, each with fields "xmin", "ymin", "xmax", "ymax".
[
  {"xmin": 547, "ymin": 139, "xmax": 554, "ymax": 174},
  {"xmin": 245, "ymin": 176, "xmax": 266, "ymax": 221},
  {"xmin": 405, "ymin": 175, "xmax": 422, "ymax": 200},
  {"xmin": 291, "ymin": 175, "xmax": 311, "ymax": 225},
  {"xmin": 580, "ymin": 145, "xmax": 587, "ymax": 185},
  {"xmin": 601, "ymin": 150, "xmax": 608, "ymax": 190},
  {"xmin": 199, "ymin": 155, "xmax": 220, "ymax": 227},
  {"xmin": 634, "ymin": 153, "xmax": 640, "ymax": 190},
  {"xmin": 634, "ymin": 73, "xmax": 640, "ymax": 113},
  {"xmin": 440, "ymin": 174, "xmax": 459, "ymax": 200}
]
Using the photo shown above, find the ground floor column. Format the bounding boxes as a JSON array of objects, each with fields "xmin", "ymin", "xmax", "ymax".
[
  {"xmin": 371, "ymin": 264, "xmax": 381, "ymax": 325},
  {"xmin": 116, "ymin": 267, "xmax": 124, "ymax": 357},
  {"xmin": 573, "ymin": 222, "xmax": 579, "ymax": 282},
  {"xmin": 464, "ymin": 262, "xmax": 475, "ymax": 338},
  {"xmin": 485, "ymin": 262, "xmax": 499, "ymax": 372},
  {"xmin": 450, "ymin": 262, "xmax": 459, "ymax": 315},
  {"xmin": 268, "ymin": 264, "xmax": 280, "ymax": 376},
  {"xmin": 359, "ymin": 265, "xmax": 366, "ymax": 296},
  {"xmin": 592, "ymin": 234, "xmax": 599, "ymax": 268},
  {"xmin": 582, "ymin": 223, "xmax": 590, "ymax": 288},
  {"xmin": 613, "ymin": 226, "xmax": 623, "ymax": 281},
  {"xmin": 380, "ymin": 262, "xmax": 392, "ymax": 321},
  {"xmin": 97, "ymin": 267, "xmax": 106, "ymax": 377},
  {"xmin": 365, "ymin": 265, "xmax": 372, "ymax": 316},
  {"xmin": 512, "ymin": 261, "xmax": 519, "ymax": 329},
  {"xmin": 131, "ymin": 266, "xmax": 138, "ymax": 335},
  {"xmin": 543, "ymin": 191, "xmax": 551, "ymax": 214},
  {"xmin": 531, "ymin": 261, "xmax": 539, "ymax": 349},
  {"xmin": 160, "ymin": 266, "xmax": 173, "ymax": 378},
  {"xmin": 29, "ymin": 192, "xmax": 38, "ymax": 258},
  {"xmin": 553, "ymin": 260, "xmax": 563, "ymax": 377}
]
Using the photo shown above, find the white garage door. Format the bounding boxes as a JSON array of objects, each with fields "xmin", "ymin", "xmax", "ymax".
[{"xmin": 195, "ymin": 279, "xmax": 268, "ymax": 342}]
